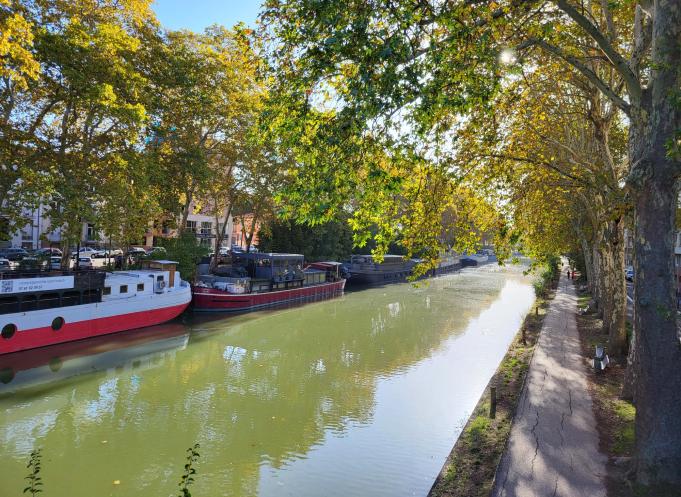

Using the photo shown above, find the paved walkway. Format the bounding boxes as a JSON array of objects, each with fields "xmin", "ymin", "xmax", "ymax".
[{"xmin": 492, "ymin": 270, "xmax": 607, "ymax": 497}]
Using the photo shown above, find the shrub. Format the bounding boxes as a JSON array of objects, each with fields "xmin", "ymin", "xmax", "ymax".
[{"xmin": 157, "ymin": 233, "xmax": 210, "ymax": 282}]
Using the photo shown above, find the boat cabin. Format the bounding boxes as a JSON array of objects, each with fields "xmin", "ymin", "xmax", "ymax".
[
  {"xmin": 0, "ymin": 270, "xmax": 105, "ymax": 315},
  {"xmin": 140, "ymin": 260, "xmax": 178, "ymax": 288},
  {"xmin": 233, "ymin": 253, "xmax": 305, "ymax": 283}
]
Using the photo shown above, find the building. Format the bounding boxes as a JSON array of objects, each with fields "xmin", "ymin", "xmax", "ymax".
[
  {"xmin": 144, "ymin": 201, "xmax": 234, "ymax": 250},
  {"xmin": 3, "ymin": 199, "xmax": 234, "ymax": 251},
  {"xmin": 231, "ymin": 213, "xmax": 261, "ymax": 250}
]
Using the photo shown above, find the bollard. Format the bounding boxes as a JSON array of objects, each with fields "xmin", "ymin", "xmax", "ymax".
[
  {"xmin": 490, "ymin": 386, "xmax": 497, "ymax": 419},
  {"xmin": 535, "ymin": 306, "xmax": 538, "ymax": 317}
]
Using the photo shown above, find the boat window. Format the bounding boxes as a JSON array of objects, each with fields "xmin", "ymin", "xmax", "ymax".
[
  {"xmin": 103, "ymin": 287, "xmax": 111, "ymax": 296},
  {"xmin": 0, "ymin": 297, "xmax": 19, "ymax": 315},
  {"xmin": 137, "ymin": 283, "xmax": 144, "ymax": 291},
  {"xmin": 20, "ymin": 295, "xmax": 37, "ymax": 312},
  {"xmin": 62, "ymin": 291, "xmax": 81, "ymax": 306},
  {"xmin": 38, "ymin": 293, "xmax": 60, "ymax": 310},
  {"xmin": 120, "ymin": 285, "xmax": 128, "ymax": 294},
  {"xmin": 82, "ymin": 289, "xmax": 100, "ymax": 304},
  {"xmin": 1, "ymin": 323, "xmax": 16, "ymax": 339},
  {"xmin": 51, "ymin": 317, "xmax": 65, "ymax": 331}
]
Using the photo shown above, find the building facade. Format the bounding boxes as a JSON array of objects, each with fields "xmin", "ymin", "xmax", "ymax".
[
  {"xmin": 231, "ymin": 213, "xmax": 261, "ymax": 250},
  {"xmin": 3, "ymin": 200, "xmax": 234, "ymax": 251},
  {"xmin": 143, "ymin": 201, "xmax": 234, "ymax": 250}
]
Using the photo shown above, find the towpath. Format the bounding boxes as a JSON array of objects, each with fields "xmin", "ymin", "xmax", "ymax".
[{"xmin": 491, "ymin": 270, "xmax": 607, "ymax": 497}]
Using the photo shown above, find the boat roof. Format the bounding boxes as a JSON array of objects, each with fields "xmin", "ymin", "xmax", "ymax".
[{"xmin": 235, "ymin": 252, "xmax": 304, "ymax": 260}]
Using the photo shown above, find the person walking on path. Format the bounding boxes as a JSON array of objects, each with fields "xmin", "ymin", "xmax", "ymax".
[{"xmin": 491, "ymin": 266, "xmax": 607, "ymax": 497}]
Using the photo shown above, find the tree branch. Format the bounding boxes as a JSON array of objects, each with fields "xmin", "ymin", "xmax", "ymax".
[
  {"xmin": 553, "ymin": 0, "xmax": 641, "ymax": 105},
  {"xmin": 524, "ymin": 38, "xmax": 631, "ymax": 115}
]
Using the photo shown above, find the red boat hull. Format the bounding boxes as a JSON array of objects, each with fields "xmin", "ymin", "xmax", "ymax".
[
  {"xmin": 0, "ymin": 302, "xmax": 190, "ymax": 355},
  {"xmin": 192, "ymin": 279, "xmax": 346, "ymax": 312}
]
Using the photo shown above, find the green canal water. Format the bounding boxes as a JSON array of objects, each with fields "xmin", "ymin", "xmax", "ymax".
[{"xmin": 0, "ymin": 265, "xmax": 535, "ymax": 497}]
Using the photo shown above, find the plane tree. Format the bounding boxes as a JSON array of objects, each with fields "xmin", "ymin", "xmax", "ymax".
[
  {"xmin": 458, "ymin": 62, "xmax": 630, "ymax": 356},
  {"xmin": 261, "ymin": 0, "xmax": 681, "ymax": 487}
]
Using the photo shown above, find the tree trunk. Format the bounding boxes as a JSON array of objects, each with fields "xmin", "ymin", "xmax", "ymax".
[
  {"xmin": 179, "ymin": 190, "xmax": 193, "ymax": 235},
  {"xmin": 602, "ymin": 219, "xmax": 628, "ymax": 357},
  {"xmin": 244, "ymin": 215, "xmax": 257, "ymax": 253},
  {"xmin": 631, "ymin": 172, "xmax": 681, "ymax": 486},
  {"xmin": 600, "ymin": 240, "xmax": 613, "ymax": 337},
  {"xmin": 628, "ymin": 0, "xmax": 681, "ymax": 486},
  {"xmin": 580, "ymin": 236, "xmax": 594, "ymax": 294},
  {"xmin": 621, "ymin": 330, "xmax": 637, "ymax": 402},
  {"xmin": 591, "ymin": 232, "xmax": 604, "ymax": 316},
  {"xmin": 211, "ymin": 203, "xmax": 232, "ymax": 271}
]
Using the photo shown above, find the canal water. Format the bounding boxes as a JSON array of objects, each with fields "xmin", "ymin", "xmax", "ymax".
[{"xmin": 0, "ymin": 265, "xmax": 535, "ymax": 497}]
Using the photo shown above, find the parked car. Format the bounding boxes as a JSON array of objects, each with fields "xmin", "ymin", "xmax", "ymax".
[
  {"xmin": 77, "ymin": 256, "xmax": 94, "ymax": 269},
  {"xmin": 18, "ymin": 257, "xmax": 48, "ymax": 270},
  {"xmin": 71, "ymin": 247, "xmax": 103, "ymax": 259},
  {"xmin": 146, "ymin": 246, "xmax": 167, "ymax": 257},
  {"xmin": 0, "ymin": 248, "xmax": 28, "ymax": 261},
  {"xmin": 126, "ymin": 247, "xmax": 147, "ymax": 257},
  {"xmin": 625, "ymin": 267, "xmax": 634, "ymax": 281},
  {"xmin": 0, "ymin": 258, "xmax": 10, "ymax": 271},
  {"xmin": 36, "ymin": 247, "xmax": 63, "ymax": 257},
  {"xmin": 50, "ymin": 256, "xmax": 64, "ymax": 270},
  {"xmin": 102, "ymin": 248, "xmax": 123, "ymax": 257}
]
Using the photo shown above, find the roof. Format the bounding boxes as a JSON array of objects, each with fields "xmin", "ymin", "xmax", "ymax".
[{"xmin": 236, "ymin": 252, "xmax": 304, "ymax": 260}]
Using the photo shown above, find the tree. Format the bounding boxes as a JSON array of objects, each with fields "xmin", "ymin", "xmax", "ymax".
[
  {"xmin": 148, "ymin": 25, "xmax": 266, "ymax": 269},
  {"xmin": 0, "ymin": 0, "xmax": 39, "ymax": 89},
  {"xmin": 1, "ymin": 0, "xmax": 157, "ymax": 264},
  {"xmin": 258, "ymin": 214, "xmax": 354, "ymax": 261},
  {"xmin": 458, "ymin": 63, "xmax": 630, "ymax": 356},
  {"xmin": 261, "ymin": 0, "xmax": 681, "ymax": 487}
]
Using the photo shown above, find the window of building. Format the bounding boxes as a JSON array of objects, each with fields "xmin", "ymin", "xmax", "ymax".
[
  {"xmin": 21, "ymin": 227, "xmax": 33, "ymax": 241},
  {"xmin": 120, "ymin": 285, "xmax": 128, "ymax": 294},
  {"xmin": 185, "ymin": 220, "xmax": 197, "ymax": 233},
  {"xmin": 87, "ymin": 224, "xmax": 96, "ymax": 240},
  {"xmin": 137, "ymin": 283, "xmax": 144, "ymax": 292},
  {"xmin": 201, "ymin": 221, "xmax": 212, "ymax": 235},
  {"xmin": 103, "ymin": 287, "xmax": 111, "ymax": 296}
]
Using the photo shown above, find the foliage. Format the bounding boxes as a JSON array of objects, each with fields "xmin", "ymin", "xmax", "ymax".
[
  {"xmin": 23, "ymin": 448, "xmax": 42, "ymax": 496},
  {"xmin": 157, "ymin": 232, "xmax": 209, "ymax": 282},
  {"xmin": 178, "ymin": 443, "xmax": 200, "ymax": 497},
  {"xmin": 258, "ymin": 214, "xmax": 354, "ymax": 261},
  {"xmin": 532, "ymin": 256, "xmax": 560, "ymax": 298},
  {"xmin": 0, "ymin": 0, "xmax": 39, "ymax": 89}
]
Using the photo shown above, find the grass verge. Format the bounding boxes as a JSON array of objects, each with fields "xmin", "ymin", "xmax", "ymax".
[
  {"xmin": 428, "ymin": 275, "xmax": 557, "ymax": 497},
  {"xmin": 575, "ymin": 287, "xmax": 637, "ymax": 497}
]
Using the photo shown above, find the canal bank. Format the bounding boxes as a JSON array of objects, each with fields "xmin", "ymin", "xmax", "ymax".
[{"xmin": 429, "ymin": 262, "xmax": 559, "ymax": 497}]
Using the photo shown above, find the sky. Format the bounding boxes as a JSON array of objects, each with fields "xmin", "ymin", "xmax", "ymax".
[{"xmin": 151, "ymin": 0, "xmax": 264, "ymax": 32}]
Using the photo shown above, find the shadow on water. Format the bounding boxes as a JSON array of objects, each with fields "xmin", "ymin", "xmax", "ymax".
[{"xmin": 0, "ymin": 266, "xmax": 532, "ymax": 497}]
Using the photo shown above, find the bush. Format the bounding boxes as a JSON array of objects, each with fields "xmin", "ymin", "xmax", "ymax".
[
  {"xmin": 156, "ymin": 233, "xmax": 210, "ymax": 282},
  {"xmin": 533, "ymin": 256, "xmax": 560, "ymax": 297}
]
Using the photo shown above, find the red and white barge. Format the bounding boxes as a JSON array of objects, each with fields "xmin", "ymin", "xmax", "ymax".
[
  {"xmin": 192, "ymin": 254, "xmax": 346, "ymax": 312},
  {"xmin": 0, "ymin": 260, "xmax": 191, "ymax": 355}
]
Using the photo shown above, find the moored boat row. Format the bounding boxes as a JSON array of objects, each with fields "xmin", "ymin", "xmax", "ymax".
[{"xmin": 0, "ymin": 249, "xmax": 494, "ymax": 355}]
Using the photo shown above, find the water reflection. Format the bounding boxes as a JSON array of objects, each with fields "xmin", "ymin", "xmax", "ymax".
[{"xmin": 0, "ymin": 266, "xmax": 534, "ymax": 497}]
